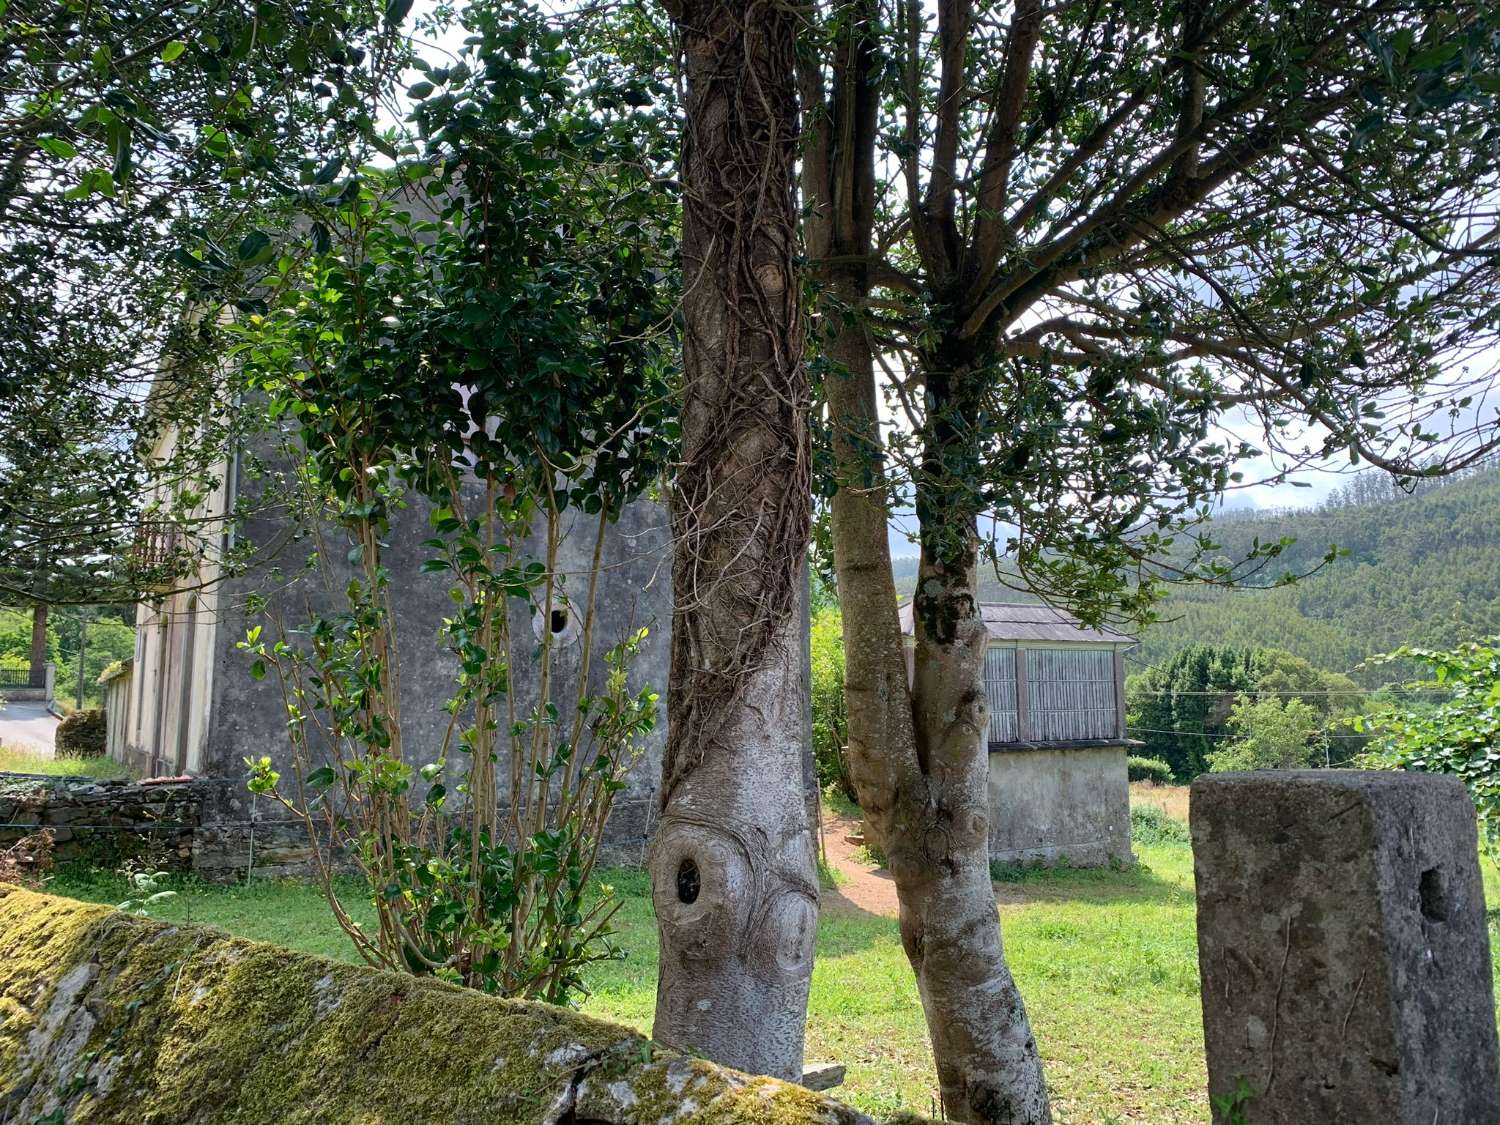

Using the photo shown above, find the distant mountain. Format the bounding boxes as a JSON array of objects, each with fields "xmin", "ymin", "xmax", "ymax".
[
  {"xmin": 1134, "ymin": 465, "xmax": 1500, "ymax": 683},
  {"xmin": 890, "ymin": 463, "xmax": 1500, "ymax": 685}
]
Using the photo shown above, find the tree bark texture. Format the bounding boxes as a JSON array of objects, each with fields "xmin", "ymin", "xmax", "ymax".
[
  {"xmin": 823, "ymin": 314, "xmax": 1050, "ymax": 1125},
  {"xmin": 28, "ymin": 602, "xmax": 47, "ymax": 687},
  {"xmin": 803, "ymin": 9, "xmax": 1050, "ymax": 1120},
  {"xmin": 651, "ymin": 0, "xmax": 816, "ymax": 1083}
]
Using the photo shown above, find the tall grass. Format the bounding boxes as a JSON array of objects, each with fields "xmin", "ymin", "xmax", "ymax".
[{"xmin": 0, "ymin": 741, "xmax": 130, "ymax": 780}]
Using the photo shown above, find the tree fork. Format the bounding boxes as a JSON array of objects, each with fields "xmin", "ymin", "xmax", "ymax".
[{"xmin": 805, "ymin": 7, "xmax": 1050, "ymax": 1115}]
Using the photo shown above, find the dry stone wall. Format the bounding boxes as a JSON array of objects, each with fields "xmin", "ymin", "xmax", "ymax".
[{"xmin": 0, "ymin": 775, "xmax": 201, "ymax": 870}]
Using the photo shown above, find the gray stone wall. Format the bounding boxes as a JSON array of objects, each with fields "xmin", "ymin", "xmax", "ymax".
[
  {"xmin": 201, "ymin": 460, "xmax": 673, "ymax": 864},
  {"xmin": 0, "ymin": 774, "xmax": 202, "ymax": 870},
  {"xmin": 986, "ymin": 745, "xmax": 1133, "ymax": 868}
]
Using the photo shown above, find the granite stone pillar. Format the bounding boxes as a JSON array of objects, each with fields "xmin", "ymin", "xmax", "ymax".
[{"xmin": 1191, "ymin": 770, "xmax": 1499, "ymax": 1124}]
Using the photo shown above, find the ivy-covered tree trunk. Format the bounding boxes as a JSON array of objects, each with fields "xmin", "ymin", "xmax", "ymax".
[
  {"xmin": 803, "ymin": 10, "xmax": 1050, "ymax": 1118},
  {"xmin": 650, "ymin": 0, "xmax": 816, "ymax": 1082}
]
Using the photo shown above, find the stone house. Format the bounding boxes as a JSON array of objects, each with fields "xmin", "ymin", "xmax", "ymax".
[
  {"xmin": 900, "ymin": 601, "xmax": 1137, "ymax": 867},
  {"xmin": 100, "ymin": 403, "xmax": 675, "ymax": 876}
]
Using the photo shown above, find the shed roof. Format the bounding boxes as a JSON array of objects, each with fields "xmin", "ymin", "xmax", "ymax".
[{"xmin": 897, "ymin": 601, "xmax": 1134, "ymax": 646}]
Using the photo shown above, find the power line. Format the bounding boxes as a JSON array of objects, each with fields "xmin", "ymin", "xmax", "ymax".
[
  {"xmin": 1127, "ymin": 687, "xmax": 1451, "ymax": 697},
  {"xmin": 1126, "ymin": 725, "xmax": 1371, "ymax": 740}
]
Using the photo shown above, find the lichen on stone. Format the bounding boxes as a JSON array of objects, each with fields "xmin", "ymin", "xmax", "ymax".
[{"xmin": 0, "ymin": 885, "xmax": 927, "ymax": 1124}]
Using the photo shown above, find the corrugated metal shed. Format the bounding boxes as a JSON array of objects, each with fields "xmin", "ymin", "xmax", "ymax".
[{"xmin": 897, "ymin": 601, "xmax": 1134, "ymax": 646}]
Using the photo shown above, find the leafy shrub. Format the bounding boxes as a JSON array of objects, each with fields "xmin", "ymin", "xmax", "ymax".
[
  {"xmin": 1207, "ymin": 694, "xmax": 1326, "ymax": 772},
  {"xmin": 1130, "ymin": 804, "xmax": 1190, "ymax": 847},
  {"xmin": 811, "ymin": 607, "xmax": 856, "ymax": 801},
  {"xmin": 235, "ymin": 10, "xmax": 674, "ymax": 1006},
  {"xmin": 850, "ymin": 839, "xmax": 887, "ymax": 869},
  {"xmin": 55, "ymin": 708, "xmax": 106, "ymax": 759},
  {"xmin": 1127, "ymin": 756, "xmax": 1174, "ymax": 784},
  {"xmin": 1357, "ymin": 639, "xmax": 1500, "ymax": 850}
]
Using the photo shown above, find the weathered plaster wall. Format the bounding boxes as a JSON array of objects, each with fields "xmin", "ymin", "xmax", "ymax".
[
  {"xmin": 0, "ymin": 885, "xmax": 924, "ymax": 1125},
  {"xmin": 199, "ymin": 464, "xmax": 674, "ymax": 870},
  {"xmin": 119, "ymin": 435, "xmax": 233, "ymax": 777},
  {"xmin": 987, "ymin": 746, "xmax": 1133, "ymax": 868}
]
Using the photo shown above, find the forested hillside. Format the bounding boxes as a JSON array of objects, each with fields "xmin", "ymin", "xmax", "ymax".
[
  {"xmin": 893, "ymin": 464, "xmax": 1500, "ymax": 685},
  {"xmin": 1134, "ymin": 466, "xmax": 1500, "ymax": 682}
]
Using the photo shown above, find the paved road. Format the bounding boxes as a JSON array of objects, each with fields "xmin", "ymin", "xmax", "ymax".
[{"xmin": 0, "ymin": 700, "xmax": 60, "ymax": 757}]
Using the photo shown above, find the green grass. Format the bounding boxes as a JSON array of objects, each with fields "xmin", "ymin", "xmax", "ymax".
[
  {"xmin": 0, "ymin": 741, "xmax": 130, "ymax": 779},
  {"xmin": 40, "ymin": 836, "xmax": 1500, "ymax": 1124}
]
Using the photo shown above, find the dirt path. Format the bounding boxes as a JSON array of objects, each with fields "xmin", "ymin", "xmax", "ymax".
[
  {"xmin": 819, "ymin": 785, "xmax": 1191, "ymax": 917},
  {"xmin": 819, "ymin": 808, "xmax": 902, "ymax": 918}
]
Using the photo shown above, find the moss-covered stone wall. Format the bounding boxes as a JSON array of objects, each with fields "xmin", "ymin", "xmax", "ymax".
[{"xmin": 0, "ymin": 885, "xmax": 925, "ymax": 1124}]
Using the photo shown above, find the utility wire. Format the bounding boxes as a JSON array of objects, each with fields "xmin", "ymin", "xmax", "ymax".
[
  {"xmin": 1127, "ymin": 687, "xmax": 1450, "ymax": 697},
  {"xmin": 1126, "ymin": 726, "xmax": 1371, "ymax": 740}
]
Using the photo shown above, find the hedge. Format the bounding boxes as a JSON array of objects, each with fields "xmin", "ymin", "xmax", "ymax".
[{"xmin": 1126, "ymin": 755, "xmax": 1174, "ymax": 785}]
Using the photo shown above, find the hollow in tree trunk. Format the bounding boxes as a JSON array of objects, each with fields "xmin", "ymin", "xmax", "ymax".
[{"xmin": 650, "ymin": 0, "xmax": 816, "ymax": 1083}]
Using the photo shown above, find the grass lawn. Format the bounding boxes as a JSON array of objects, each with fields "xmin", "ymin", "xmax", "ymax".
[
  {"xmin": 39, "ymin": 794, "xmax": 1500, "ymax": 1124},
  {"xmin": 0, "ymin": 742, "xmax": 131, "ymax": 779}
]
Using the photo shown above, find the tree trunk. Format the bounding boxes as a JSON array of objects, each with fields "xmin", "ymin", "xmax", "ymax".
[
  {"xmin": 802, "ymin": 11, "xmax": 1050, "ymax": 1115},
  {"xmin": 905, "ymin": 530, "xmax": 1051, "ymax": 1125},
  {"xmin": 650, "ymin": 0, "xmax": 816, "ymax": 1082},
  {"xmin": 819, "ymin": 314, "xmax": 1050, "ymax": 1121},
  {"xmin": 28, "ymin": 602, "xmax": 47, "ymax": 688}
]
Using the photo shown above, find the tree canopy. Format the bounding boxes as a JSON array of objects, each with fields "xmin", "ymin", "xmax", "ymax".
[
  {"xmin": 0, "ymin": 0, "xmax": 409, "ymax": 604},
  {"xmin": 808, "ymin": 0, "xmax": 1500, "ymax": 622}
]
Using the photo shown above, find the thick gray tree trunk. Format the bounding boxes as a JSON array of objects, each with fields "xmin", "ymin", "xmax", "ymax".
[
  {"xmin": 650, "ymin": 0, "xmax": 816, "ymax": 1083},
  {"xmin": 802, "ymin": 10, "xmax": 1051, "ymax": 1119},
  {"xmin": 28, "ymin": 602, "xmax": 47, "ymax": 687}
]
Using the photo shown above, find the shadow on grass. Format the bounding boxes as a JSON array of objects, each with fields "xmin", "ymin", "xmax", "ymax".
[{"xmin": 992, "ymin": 846, "xmax": 1194, "ymax": 908}]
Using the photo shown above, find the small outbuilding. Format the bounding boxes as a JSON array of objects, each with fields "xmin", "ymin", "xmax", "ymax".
[{"xmin": 900, "ymin": 602, "xmax": 1136, "ymax": 868}]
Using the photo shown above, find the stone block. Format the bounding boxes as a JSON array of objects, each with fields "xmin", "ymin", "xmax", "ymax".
[{"xmin": 1192, "ymin": 770, "xmax": 1499, "ymax": 1124}]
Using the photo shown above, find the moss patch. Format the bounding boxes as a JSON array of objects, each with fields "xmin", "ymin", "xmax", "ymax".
[{"xmin": 0, "ymin": 885, "xmax": 923, "ymax": 1124}]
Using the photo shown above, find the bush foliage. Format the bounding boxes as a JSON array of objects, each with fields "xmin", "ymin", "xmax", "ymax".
[
  {"xmin": 1126, "ymin": 645, "xmax": 1363, "ymax": 778},
  {"xmin": 1358, "ymin": 639, "xmax": 1500, "ymax": 850},
  {"xmin": 1129, "ymin": 805, "xmax": 1190, "ymax": 847},
  {"xmin": 1207, "ymin": 695, "xmax": 1327, "ymax": 773},
  {"xmin": 1126, "ymin": 756, "xmax": 1173, "ymax": 785},
  {"xmin": 810, "ymin": 607, "xmax": 855, "ymax": 801}
]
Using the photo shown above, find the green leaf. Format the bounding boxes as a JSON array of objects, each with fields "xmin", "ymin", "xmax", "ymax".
[
  {"xmin": 1408, "ymin": 42, "xmax": 1461, "ymax": 70},
  {"xmin": 160, "ymin": 41, "xmax": 187, "ymax": 63},
  {"xmin": 37, "ymin": 137, "xmax": 76, "ymax": 159},
  {"xmin": 306, "ymin": 766, "xmax": 337, "ymax": 790},
  {"xmin": 313, "ymin": 155, "xmax": 343, "ymax": 185},
  {"xmin": 237, "ymin": 230, "xmax": 272, "ymax": 263}
]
